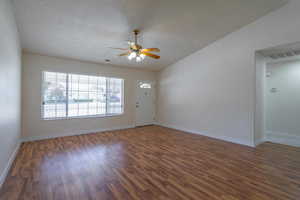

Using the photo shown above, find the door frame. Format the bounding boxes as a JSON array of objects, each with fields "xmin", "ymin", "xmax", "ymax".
[
  {"xmin": 135, "ymin": 80, "xmax": 156, "ymax": 127},
  {"xmin": 254, "ymin": 42, "xmax": 300, "ymax": 147}
]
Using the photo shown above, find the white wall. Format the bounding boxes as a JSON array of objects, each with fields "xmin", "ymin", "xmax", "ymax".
[
  {"xmin": 22, "ymin": 53, "xmax": 156, "ymax": 141},
  {"xmin": 265, "ymin": 60, "xmax": 300, "ymax": 146},
  {"xmin": 0, "ymin": 0, "xmax": 21, "ymax": 186},
  {"xmin": 157, "ymin": 0, "xmax": 300, "ymax": 147}
]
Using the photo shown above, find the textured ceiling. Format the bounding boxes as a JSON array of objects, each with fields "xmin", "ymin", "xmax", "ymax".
[{"xmin": 13, "ymin": 0, "xmax": 287, "ymax": 71}]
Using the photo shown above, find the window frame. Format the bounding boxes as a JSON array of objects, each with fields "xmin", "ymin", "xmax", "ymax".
[{"xmin": 41, "ymin": 71, "xmax": 124, "ymax": 120}]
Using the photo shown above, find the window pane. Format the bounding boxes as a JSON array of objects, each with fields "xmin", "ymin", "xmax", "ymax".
[
  {"xmin": 139, "ymin": 82, "xmax": 151, "ymax": 88},
  {"xmin": 68, "ymin": 102, "xmax": 78, "ymax": 117},
  {"xmin": 67, "ymin": 75, "xmax": 107, "ymax": 117},
  {"xmin": 78, "ymin": 102, "xmax": 88, "ymax": 116},
  {"xmin": 78, "ymin": 75, "xmax": 89, "ymax": 91},
  {"xmin": 107, "ymin": 78, "xmax": 123, "ymax": 115},
  {"xmin": 96, "ymin": 77, "xmax": 106, "ymax": 115},
  {"xmin": 89, "ymin": 76, "xmax": 98, "ymax": 92},
  {"xmin": 42, "ymin": 72, "xmax": 67, "ymax": 118},
  {"xmin": 88, "ymin": 92, "xmax": 97, "ymax": 115},
  {"xmin": 69, "ymin": 74, "xmax": 79, "ymax": 91}
]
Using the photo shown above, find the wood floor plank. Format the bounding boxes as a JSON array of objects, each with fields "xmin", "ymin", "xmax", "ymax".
[{"xmin": 1, "ymin": 125, "xmax": 300, "ymax": 200}]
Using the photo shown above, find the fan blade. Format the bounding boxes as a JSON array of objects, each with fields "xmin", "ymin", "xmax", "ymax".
[
  {"xmin": 141, "ymin": 52, "xmax": 160, "ymax": 59},
  {"xmin": 118, "ymin": 52, "xmax": 131, "ymax": 56},
  {"xmin": 141, "ymin": 48, "xmax": 160, "ymax": 53},
  {"xmin": 109, "ymin": 47, "xmax": 129, "ymax": 51}
]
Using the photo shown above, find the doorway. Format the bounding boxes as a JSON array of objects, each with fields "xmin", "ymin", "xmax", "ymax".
[
  {"xmin": 135, "ymin": 81, "xmax": 155, "ymax": 127},
  {"xmin": 255, "ymin": 42, "xmax": 300, "ymax": 147}
]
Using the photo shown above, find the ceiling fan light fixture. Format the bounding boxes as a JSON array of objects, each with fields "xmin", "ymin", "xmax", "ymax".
[
  {"xmin": 128, "ymin": 54, "xmax": 146, "ymax": 62},
  {"xmin": 128, "ymin": 52, "xmax": 137, "ymax": 60},
  {"xmin": 135, "ymin": 52, "xmax": 146, "ymax": 62},
  {"xmin": 136, "ymin": 56, "xmax": 142, "ymax": 62},
  {"xmin": 140, "ymin": 54, "xmax": 146, "ymax": 59}
]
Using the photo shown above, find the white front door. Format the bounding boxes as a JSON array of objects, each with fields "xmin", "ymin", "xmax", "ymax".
[{"xmin": 135, "ymin": 81, "xmax": 155, "ymax": 127}]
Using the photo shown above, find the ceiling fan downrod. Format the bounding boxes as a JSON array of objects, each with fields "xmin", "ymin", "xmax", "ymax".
[{"xmin": 133, "ymin": 29, "xmax": 139, "ymax": 45}]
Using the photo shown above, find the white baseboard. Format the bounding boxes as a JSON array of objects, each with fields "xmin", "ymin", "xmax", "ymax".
[
  {"xmin": 265, "ymin": 131, "xmax": 300, "ymax": 147},
  {"xmin": 0, "ymin": 141, "xmax": 21, "ymax": 188},
  {"xmin": 157, "ymin": 123, "xmax": 254, "ymax": 147},
  {"xmin": 22, "ymin": 125, "xmax": 135, "ymax": 142}
]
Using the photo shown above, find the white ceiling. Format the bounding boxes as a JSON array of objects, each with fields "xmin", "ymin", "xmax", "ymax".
[{"xmin": 13, "ymin": 0, "xmax": 287, "ymax": 71}]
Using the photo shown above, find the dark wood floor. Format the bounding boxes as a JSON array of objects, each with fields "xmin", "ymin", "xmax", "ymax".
[{"xmin": 1, "ymin": 126, "xmax": 300, "ymax": 200}]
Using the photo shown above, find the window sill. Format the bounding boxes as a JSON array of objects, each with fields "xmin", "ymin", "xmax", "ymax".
[{"xmin": 41, "ymin": 113, "xmax": 124, "ymax": 121}]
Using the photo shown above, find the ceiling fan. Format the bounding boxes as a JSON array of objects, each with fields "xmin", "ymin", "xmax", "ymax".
[{"xmin": 111, "ymin": 30, "xmax": 160, "ymax": 62}]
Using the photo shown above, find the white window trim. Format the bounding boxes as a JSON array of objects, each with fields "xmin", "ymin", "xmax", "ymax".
[{"xmin": 41, "ymin": 71, "xmax": 124, "ymax": 120}]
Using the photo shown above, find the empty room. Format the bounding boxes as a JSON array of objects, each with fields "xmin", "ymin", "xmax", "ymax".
[{"xmin": 1, "ymin": 0, "xmax": 300, "ymax": 199}]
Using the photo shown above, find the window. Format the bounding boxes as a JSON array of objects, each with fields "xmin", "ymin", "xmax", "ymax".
[
  {"xmin": 139, "ymin": 82, "xmax": 152, "ymax": 89},
  {"xmin": 42, "ymin": 71, "xmax": 124, "ymax": 119}
]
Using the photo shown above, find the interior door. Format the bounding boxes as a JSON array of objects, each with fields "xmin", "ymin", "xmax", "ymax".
[{"xmin": 135, "ymin": 81, "xmax": 155, "ymax": 127}]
